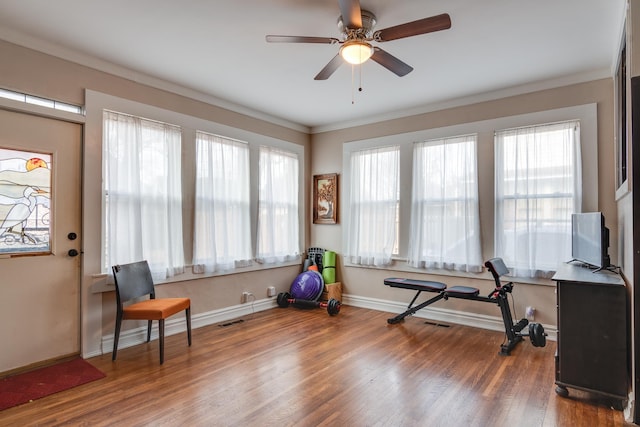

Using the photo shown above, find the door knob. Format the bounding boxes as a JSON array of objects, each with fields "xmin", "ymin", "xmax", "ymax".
[{"xmin": 68, "ymin": 249, "xmax": 79, "ymax": 257}]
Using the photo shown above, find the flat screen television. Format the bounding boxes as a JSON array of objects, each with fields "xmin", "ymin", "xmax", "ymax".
[{"xmin": 570, "ymin": 212, "xmax": 610, "ymax": 271}]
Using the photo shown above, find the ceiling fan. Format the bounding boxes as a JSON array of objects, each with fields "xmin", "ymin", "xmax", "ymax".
[{"xmin": 266, "ymin": 0, "xmax": 451, "ymax": 80}]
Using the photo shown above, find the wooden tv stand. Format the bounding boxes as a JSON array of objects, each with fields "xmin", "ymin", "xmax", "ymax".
[{"xmin": 552, "ymin": 263, "xmax": 628, "ymax": 407}]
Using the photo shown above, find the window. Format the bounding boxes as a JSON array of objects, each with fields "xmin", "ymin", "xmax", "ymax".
[
  {"xmin": 495, "ymin": 120, "xmax": 581, "ymax": 278},
  {"xmin": 103, "ymin": 110, "xmax": 184, "ymax": 279},
  {"xmin": 407, "ymin": 135, "xmax": 482, "ymax": 272},
  {"xmin": 256, "ymin": 146, "xmax": 300, "ymax": 263},
  {"xmin": 615, "ymin": 34, "xmax": 628, "ymax": 195},
  {"xmin": 345, "ymin": 146, "xmax": 400, "ymax": 267},
  {"xmin": 192, "ymin": 131, "xmax": 252, "ymax": 272},
  {"xmin": 341, "ymin": 105, "xmax": 595, "ymax": 277},
  {"xmin": 0, "ymin": 148, "xmax": 52, "ymax": 255},
  {"xmin": 0, "ymin": 88, "xmax": 83, "ymax": 115}
]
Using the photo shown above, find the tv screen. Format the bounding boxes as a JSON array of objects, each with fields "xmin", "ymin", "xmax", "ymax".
[{"xmin": 571, "ymin": 212, "xmax": 610, "ymax": 270}]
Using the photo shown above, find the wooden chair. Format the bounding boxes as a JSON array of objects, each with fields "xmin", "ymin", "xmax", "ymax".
[{"xmin": 112, "ymin": 260, "xmax": 192, "ymax": 364}]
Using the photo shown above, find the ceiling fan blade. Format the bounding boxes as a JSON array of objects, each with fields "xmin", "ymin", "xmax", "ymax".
[
  {"xmin": 376, "ymin": 13, "xmax": 451, "ymax": 42},
  {"xmin": 338, "ymin": 0, "xmax": 362, "ymax": 29},
  {"xmin": 266, "ymin": 35, "xmax": 339, "ymax": 44},
  {"xmin": 370, "ymin": 47, "xmax": 413, "ymax": 77},
  {"xmin": 314, "ymin": 54, "xmax": 344, "ymax": 80}
]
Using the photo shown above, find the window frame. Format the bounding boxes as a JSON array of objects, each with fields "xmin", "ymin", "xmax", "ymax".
[
  {"xmin": 407, "ymin": 134, "xmax": 483, "ymax": 273},
  {"xmin": 192, "ymin": 130, "xmax": 253, "ymax": 272},
  {"xmin": 494, "ymin": 120, "xmax": 582, "ymax": 277},
  {"xmin": 342, "ymin": 104, "xmax": 597, "ymax": 282},
  {"xmin": 88, "ymin": 90, "xmax": 305, "ymax": 282},
  {"xmin": 102, "ymin": 110, "xmax": 185, "ymax": 278}
]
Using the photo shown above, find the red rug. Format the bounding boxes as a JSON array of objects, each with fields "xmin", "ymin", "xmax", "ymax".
[{"xmin": 0, "ymin": 358, "xmax": 105, "ymax": 411}]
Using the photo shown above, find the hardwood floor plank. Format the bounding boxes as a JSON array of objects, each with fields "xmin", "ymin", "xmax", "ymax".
[{"xmin": 0, "ymin": 306, "xmax": 631, "ymax": 426}]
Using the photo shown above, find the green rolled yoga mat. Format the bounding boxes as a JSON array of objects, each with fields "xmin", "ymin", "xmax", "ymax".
[{"xmin": 322, "ymin": 251, "xmax": 336, "ymax": 284}]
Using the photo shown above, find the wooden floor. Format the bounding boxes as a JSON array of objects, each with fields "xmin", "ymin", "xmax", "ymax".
[{"xmin": 1, "ymin": 306, "xmax": 632, "ymax": 426}]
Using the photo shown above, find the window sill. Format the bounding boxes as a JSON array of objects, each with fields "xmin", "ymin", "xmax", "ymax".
[
  {"xmin": 90, "ymin": 259, "xmax": 301, "ymax": 293},
  {"xmin": 343, "ymin": 259, "xmax": 556, "ymax": 287}
]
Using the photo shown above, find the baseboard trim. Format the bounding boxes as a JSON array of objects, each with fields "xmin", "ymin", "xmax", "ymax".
[
  {"xmin": 101, "ymin": 298, "xmax": 277, "ymax": 354},
  {"xmin": 341, "ymin": 294, "xmax": 557, "ymax": 341},
  {"xmin": 101, "ymin": 294, "xmax": 556, "ymax": 354}
]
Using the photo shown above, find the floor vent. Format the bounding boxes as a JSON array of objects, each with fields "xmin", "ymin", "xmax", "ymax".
[
  {"xmin": 424, "ymin": 321, "xmax": 450, "ymax": 327},
  {"xmin": 219, "ymin": 319, "xmax": 245, "ymax": 327}
]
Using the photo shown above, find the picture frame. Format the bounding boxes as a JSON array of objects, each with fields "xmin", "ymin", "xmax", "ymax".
[{"xmin": 313, "ymin": 173, "xmax": 338, "ymax": 224}]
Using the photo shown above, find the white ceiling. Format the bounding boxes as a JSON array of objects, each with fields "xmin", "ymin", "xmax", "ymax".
[{"xmin": 0, "ymin": 0, "xmax": 626, "ymax": 132}]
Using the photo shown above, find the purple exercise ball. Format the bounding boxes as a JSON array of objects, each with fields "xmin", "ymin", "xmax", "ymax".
[{"xmin": 290, "ymin": 270, "xmax": 324, "ymax": 301}]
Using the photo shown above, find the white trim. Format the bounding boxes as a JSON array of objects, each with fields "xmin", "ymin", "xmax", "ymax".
[
  {"xmin": 341, "ymin": 294, "xmax": 558, "ymax": 341},
  {"xmin": 0, "ymin": 96, "xmax": 85, "ymax": 124},
  {"xmin": 342, "ymin": 103, "xmax": 598, "ymax": 272},
  {"xmin": 85, "ymin": 89, "xmax": 306, "ymax": 275},
  {"xmin": 0, "ymin": 28, "xmax": 308, "ymax": 133},
  {"xmin": 101, "ymin": 298, "xmax": 278, "ymax": 355},
  {"xmin": 99, "ymin": 297, "xmax": 556, "ymax": 358},
  {"xmin": 0, "ymin": 26, "xmax": 611, "ymax": 135},
  {"xmin": 312, "ymin": 69, "xmax": 610, "ymax": 134},
  {"xmin": 82, "ymin": 89, "xmax": 305, "ymax": 360}
]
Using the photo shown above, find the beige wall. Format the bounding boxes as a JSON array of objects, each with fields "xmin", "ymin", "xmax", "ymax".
[
  {"xmin": 0, "ymin": 35, "xmax": 620, "ymax": 369},
  {"xmin": 311, "ymin": 79, "xmax": 616, "ymax": 329},
  {"xmin": 0, "ymin": 39, "xmax": 311, "ymax": 362}
]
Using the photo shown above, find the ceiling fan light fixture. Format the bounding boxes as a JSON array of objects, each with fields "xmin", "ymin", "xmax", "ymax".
[{"xmin": 340, "ymin": 40, "xmax": 373, "ymax": 65}]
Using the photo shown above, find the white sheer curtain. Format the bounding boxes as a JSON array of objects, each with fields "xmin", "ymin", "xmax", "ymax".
[
  {"xmin": 346, "ymin": 146, "xmax": 399, "ymax": 267},
  {"xmin": 193, "ymin": 132, "xmax": 252, "ymax": 272},
  {"xmin": 103, "ymin": 110, "xmax": 184, "ymax": 279},
  {"xmin": 495, "ymin": 120, "xmax": 581, "ymax": 278},
  {"xmin": 407, "ymin": 135, "xmax": 482, "ymax": 272},
  {"xmin": 256, "ymin": 146, "xmax": 300, "ymax": 264}
]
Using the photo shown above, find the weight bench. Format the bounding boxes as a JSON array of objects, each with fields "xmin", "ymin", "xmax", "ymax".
[{"xmin": 384, "ymin": 258, "xmax": 546, "ymax": 355}]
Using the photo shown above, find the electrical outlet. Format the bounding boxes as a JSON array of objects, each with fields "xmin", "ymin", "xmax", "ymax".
[
  {"xmin": 267, "ymin": 286, "xmax": 276, "ymax": 297},
  {"xmin": 242, "ymin": 291, "xmax": 253, "ymax": 303}
]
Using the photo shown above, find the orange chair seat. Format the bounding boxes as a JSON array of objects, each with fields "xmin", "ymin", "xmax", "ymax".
[{"xmin": 123, "ymin": 298, "xmax": 191, "ymax": 320}]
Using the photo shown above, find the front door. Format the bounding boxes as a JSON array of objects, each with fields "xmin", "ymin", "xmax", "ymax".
[{"xmin": 0, "ymin": 108, "xmax": 82, "ymax": 373}]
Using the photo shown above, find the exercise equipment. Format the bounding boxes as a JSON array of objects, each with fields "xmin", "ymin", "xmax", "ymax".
[
  {"xmin": 322, "ymin": 250, "xmax": 336, "ymax": 284},
  {"xmin": 307, "ymin": 247, "xmax": 325, "ymax": 272},
  {"xmin": 290, "ymin": 270, "xmax": 324, "ymax": 301},
  {"xmin": 384, "ymin": 257, "xmax": 546, "ymax": 355},
  {"xmin": 277, "ymin": 292, "xmax": 342, "ymax": 316}
]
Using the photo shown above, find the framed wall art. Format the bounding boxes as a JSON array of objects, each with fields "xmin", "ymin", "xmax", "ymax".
[{"xmin": 313, "ymin": 173, "xmax": 338, "ymax": 224}]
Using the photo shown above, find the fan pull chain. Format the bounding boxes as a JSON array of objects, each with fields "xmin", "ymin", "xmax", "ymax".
[
  {"xmin": 351, "ymin": 64, "xmax": 364, "ymax": 105},
  {"xmin": 351, "ymin": 64, "xmax": 355, "ymax": 104}
]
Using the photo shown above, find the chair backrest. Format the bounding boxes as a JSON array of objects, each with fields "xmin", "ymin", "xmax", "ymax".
[
  {"xmin": 484, "ymin": 257, "xmax": 510, "ymax": 285},
  {"xmin": 112, "ymin": 260, "xmax": 156, "ymax": 304}
]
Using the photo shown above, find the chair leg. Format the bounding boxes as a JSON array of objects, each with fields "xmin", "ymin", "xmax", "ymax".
[
  {"xmin": 159, "ymin": 319, "xmax": 165, "ymax": 365},
  {"xmin": 146, "ymin": 320, "xmax": 152, "ymax": 342},
  {"xmin": 186, "ymin": 307, "xmax": 192, "ymax": 346},
  {"xmin": 112, "ymin": 314, "xmax": 122, "ymax": 361}
]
